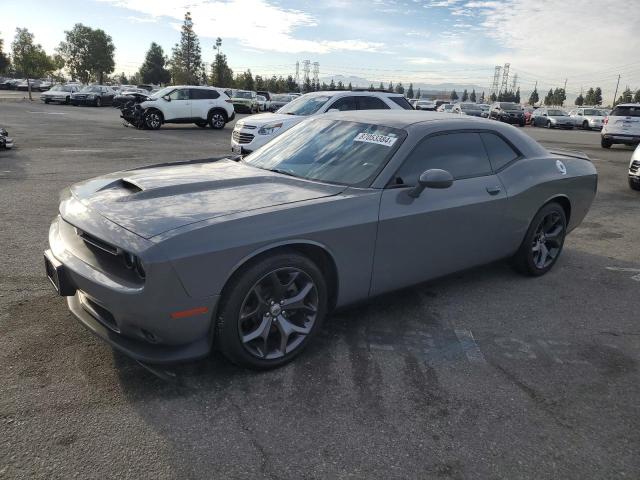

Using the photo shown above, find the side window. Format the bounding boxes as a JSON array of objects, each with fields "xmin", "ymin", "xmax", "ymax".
[
  {"xmin": 395, "ymin": 132, "xmax": 492, "ymax": 185},
  {"xmin": 190, "ymin": 89, "xmax": 220, "ymax": 100},
  {"xmin": 357, "ymin": 96, "xmax": 390, "ymax": 110},
  {"xmin": 389, "ymin": 96, "xmax": 414, "ymax": 110},
  {"xmin": 168, "ymin": 89, "xmax": 189, "ymax": 100},
  {"xmin": 329, "ymin": 96, "xmax": 357, "ymax": 111},
  {"xmin": 480, "ymin": 132, "xmax": 520, "ymax": 171}
]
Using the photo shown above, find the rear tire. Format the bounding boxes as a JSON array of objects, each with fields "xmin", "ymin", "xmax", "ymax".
[
  {"xmin": 582, "ymin": 121, "xmax": 590, "ymax": 130},
  {"xmin": 512, "ymin": 202, "xmax": 567, "ymax": 277},
  {"xmin": 216, "ymin": 251, "xmax": 328, "ymax": 370},
  {"xmin": 209, "ymin": 111, "xmax": 226, "ymax": 129},
  {"xmin": 629, "ymin": 178, "xmax": 640, "ymax": 191},
  {"xmin": 601, "ymin": 137, "xmax": 612, "ymax": 149}
]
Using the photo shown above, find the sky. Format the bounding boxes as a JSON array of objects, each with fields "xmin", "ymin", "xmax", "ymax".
[{"xmin": 2, "ymin": 0, "xmax": 639, "ymax": 103}]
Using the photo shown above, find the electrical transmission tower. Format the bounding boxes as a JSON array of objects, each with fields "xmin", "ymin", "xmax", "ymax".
[
  {"xmin": 294, "ymin": 61, "xmax": 300, "ymax": 87},
  {"xmin": 301, "ymin": 60, "xmax": 311, "ymax": 86},
  {"xmin": 500, "ymin": 63, "xmax": 510, "ymax": 94},
  {"xmin": 511, "ymin": 73, "xmax": 518, "ymax": 91},
  {"xmin": 491, "ymin": 66, "xmax": 501, "ymax": 96},
  {"xmin": 312, "ymin": 62, "xmax": 319, "ymax": 86}
]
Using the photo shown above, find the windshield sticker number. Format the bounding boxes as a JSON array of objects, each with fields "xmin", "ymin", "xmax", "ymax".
[{"xmin": 353, "ymin": 132, "xmax": 397, "ymax": 147}]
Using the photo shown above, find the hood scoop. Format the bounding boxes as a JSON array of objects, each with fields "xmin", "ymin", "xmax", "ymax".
[{"xmin": 120, "ymin": 178, "xmax": 144, "ymax": 193}]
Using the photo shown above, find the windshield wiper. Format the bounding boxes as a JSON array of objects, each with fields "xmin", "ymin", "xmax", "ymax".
[{"xmin": 268, "ymin": 168, "xmax": 298, "ymax": 178}]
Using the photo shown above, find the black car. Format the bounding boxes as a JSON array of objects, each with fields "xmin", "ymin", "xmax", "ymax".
[
  {"xmin": 0, "ymin": 79, "xmax": 22, "ymax": 90},
  {"xmin": 268, "ymin": 93, "xmax": 294, "ymax": 112},
  {"xmin": 71, "ymin": 85, "xmax": 116, "ymax": 107},
  {"xmin": 489, "ymin": 102, "xmax": 525, "ymax": 126}
]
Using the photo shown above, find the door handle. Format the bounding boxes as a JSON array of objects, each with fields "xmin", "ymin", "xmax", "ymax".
[{"xmin": 486, "ymin": 186, "xmax": 501, "ymax": 195}]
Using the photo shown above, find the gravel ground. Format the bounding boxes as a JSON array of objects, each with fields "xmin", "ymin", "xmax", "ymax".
[{"xmin": 0, "ymin": 102, "xmax": 638, "ymax": 480}]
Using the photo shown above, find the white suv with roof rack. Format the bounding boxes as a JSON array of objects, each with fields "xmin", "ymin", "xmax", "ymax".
[
  {"xmin": 231, "ymin": 90, "xmax": 413, "ymax": 154},
  {"xmin": 601, "ymin": 103, "xmax": 640, "ymax": 148}
]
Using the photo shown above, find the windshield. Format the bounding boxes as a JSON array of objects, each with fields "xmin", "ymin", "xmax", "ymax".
[
  {"xmin": 499, "ymin": 103, "xmax": 520, "ymax": 110},
  {"xmin": 149, "ymin": 86, "xmax": 174, "ymax": 99},
  {"xmin": 583, "ymin": 109, "xmax": 602, "ymax": 116},
  {"xmin": 243, "ymin": 119, "xmax": 406, "ymax": 186},
  {"xmin": 272, "ymin": 94, "xmax": 292, "ymax": 102},
  {"xmin": 548, "ymin": 109, "xmax": 566, "ymax": 116},
  {"xmin": 233, "ymin": 90, "xmax": 253, "ymax": 99},
  {"xmin": 50, "ymin": 85, "xmax": 71, "ymax": 92},
  {"xmin": 443, "ymin": 104, "xmax": 453, "ymax": 110},
  {"xmin": 278, "ymin": 95, "xmax": 331, "ymax": 115},
  {"xmin": 611, "ymin": 106, "xmax": 640, "ymax": 117},
  {"xmin": 81, "ymin": 86, "xmax": 102, "ymax": 93},
  {"xmin": 460, "ymin": 103, "xmax": 480, "ymax": 110}
]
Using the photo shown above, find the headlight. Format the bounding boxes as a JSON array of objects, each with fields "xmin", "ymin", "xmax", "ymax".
[
  {"xmin": 234, "ymin": 122, "xmax": 244, "ymax": 130},
  {"xmin": 258, "ymin": 122, "xmax": 283, "ymax": 135},
  {"xmin": 550, "ymin": 118, "xmax": 557, "ymax": 123},
  {"xmin": 87, "ymin": 94, "xmax": 95, "ymax": 99}
]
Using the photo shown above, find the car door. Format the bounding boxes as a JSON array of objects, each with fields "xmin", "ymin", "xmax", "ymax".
[
  {"xmin": 371, "ymin": 131, "xmax": 508, "ymax": 295},
  {"xmin": 165, "ymin": 88, "xmax": 191, "ymax": 120},
  {"xmin": 190, "ymin": 88, "xmax": 219, "ymax": 119}
]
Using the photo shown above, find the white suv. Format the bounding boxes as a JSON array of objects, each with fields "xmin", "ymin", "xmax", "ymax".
[
  {"xmin": 601, "ymin": 103, "xmax": 640, "ymax": 148},
  {"xmin": 139, "ymin": 86, "xmax": 235, "ymax": 130},
  {"xmin": 231, "ymin": 90, "xmax": 413, "ymax": 154}
]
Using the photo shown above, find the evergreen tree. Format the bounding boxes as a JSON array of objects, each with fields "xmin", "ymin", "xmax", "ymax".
[
  {"xmin": 303, "ymin": 77, "xmax": 312, "ymax": 93},
  {"xmin": 388, "ymin": 81, "xmax": 393, "ymax": 91},
  {"xmin": 450, "ymin": 89, "xmax": 459, "ymax": 101},
  {"xmin": 528, "ymin": 87, "xmax": 539, "ymax": 105},
  {"xmin": 479, "ymin": 91, "xmax": 485, "ymax": 103},
  {"xmin": 407, "ymin": 83, "xmax": 414, "ymax": 99},
  {"xmin": 0, "ymin": 38, "xmax": 10, "ymax": 74},
  {"xmin": 337, "ymin": 80, "xmax": 344, "ymax": 90},
  {"xmin": 552, "ymin": 87, "xmax": 566, "ymax": 106},
  {"xmin": 241, "ymin": 69, "xmax": 254, "ymax": 90},
  {"xmin": 461, "ymin": 89, "xmax": 468, "ymax": 102},
  {"xmin": 369, "ymin": 83, "xmax": 374, "ymax": 90},
  {"xmin": 395, "ymin": 82, "xmax": 404, "ymax": 94},
  {"xmin": 286, "ymin": 75, "xmax": 297, "ymax": 92},
  {"xmin": 617, "ymin": 87, "xmax": 633, "ymax": 105},
  {"xmin": 379, "ymin": 82, "xmax": 384, "ymax": 89},
  {"xmin": 329, "ymin": 79, "xmax": 335, "ymax": 91},
  {"xmin": 416, "ymin": 88, "xmax": 421, "ymax": 99},
  {"xmin": 169, "ymin": 11, "xmax": 203, "ymax": 85},
  {"xmin": 634, "ymin": 89, "xmax": 640, "ymax": 103},
  {"xmin": 584, "ymin": 87, "xmax": 595, "ymax": 105},
  {"xmin": 255, "ymin": 75, "xmax": 264, "ymax": 90},
  {"xmin": 210, "ymin": 51, "xmax": 234, "ymax": 87},
  {"xmin": 321, "ymin": 81, "xmax": 328, "ymax": 90},
  {"xmin": 470, "ymin": 89, "xmax": 476, "ymax": 102},
  {"xmin": 594, "ymin": 87, "xmax": 602, "ymax": 105},
  {"xmin": 575, "ymin": 93, "xmax": 584, "ymax": 106},
  {"xmin": 544, "ymin": 88, "xmax": 554, "ymax": 105},
  {"xmin": 139, "ymin": 42, "xmax": 170, "ymax": 85},
  {"xmin": 489, "ymin": 92, "xmax": 497, "ymax": 102},
  {"xmin": 347, "ymin": 82, "xmax": 353, "ymax": 91},
  {"xmin": 515, "ymin": 87, "xmax": 520, "ymax": 103}
]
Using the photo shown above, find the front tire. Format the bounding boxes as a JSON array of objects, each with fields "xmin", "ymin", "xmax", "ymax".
[
  {"xmin": 601, "ymin": 137, "xmax": 612, "ymax": 148},
  {"xmin": 216, "ymin": 251, "xmax": 328, "ymax": 369},
  {"xmin": 546, "ymin": 120, "xmax": 552, "ymax": 129},
  {"xmin": 144, "ymin": 110, "xmax": 162, "ymax": 130},
  {"xmin": 583, "ymin": 121, "xmax": 590, "ymax": 130},
  {"xmin": 95, "ymin": 97, "xmax": 102, "ymax": 107},
  {"xmin": 629, "ymin": 178, "xmax": 640, "ymax": 191},
  {"xmin": 512, "ymin": 202, "xmax": 567, "ymax": 276}
]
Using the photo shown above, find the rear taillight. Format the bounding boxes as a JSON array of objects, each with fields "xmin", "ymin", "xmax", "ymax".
[
  {"xmin": 603, "ymin": 116, "xmax": 608, "ymax": 125},
  {"xmin": 225, "ymin": 99, "xmax": 233, "ymax": 103}
]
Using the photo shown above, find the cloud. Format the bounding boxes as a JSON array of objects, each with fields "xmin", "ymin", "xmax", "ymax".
[
  {"xmin": 125, "ymin": 15, "xmax": 157, "ymax": 23},
  {"xmin": 100, "ymin": 0, "xmax": 385, "ymax": 54}
]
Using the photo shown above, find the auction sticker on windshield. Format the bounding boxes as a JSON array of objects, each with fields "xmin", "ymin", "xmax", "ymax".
[{"xmin": 353, "ymin": 132, "xmax": 398, "ymax": 147}]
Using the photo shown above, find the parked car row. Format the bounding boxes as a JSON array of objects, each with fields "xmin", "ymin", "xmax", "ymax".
[{"xmin": 0, "ymin": 78, "xmax": 52, "ymax": 91}]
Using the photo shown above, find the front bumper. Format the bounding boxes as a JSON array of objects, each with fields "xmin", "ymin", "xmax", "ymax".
[
  {"xmin": 231, "ymin": 128, "xmax": 273, "ymax": 154},
  {"xmin": 232, "ymin": 102, "xmax": 254, "ymax": 113},
  {"xmin": 42, "ymin": 95, "xmax": 70, "ymax": 103},
  {"xmin": 1, "ymin": 137, "xmax": 14, "ymax": 149},
  {"xmin": 71, "ymin": 97, "xmax": 97, "ymax": 105},
  {"xmin": 46, "ymin": 215, "xmax": 218, "ymax": 364},
  {"xmin": 499, "ymin": 115, "xmax": 524, "ymax": 124},
  {"xmin": 602, "ymin": 132, "xmax": 640, "ymax": 145}
]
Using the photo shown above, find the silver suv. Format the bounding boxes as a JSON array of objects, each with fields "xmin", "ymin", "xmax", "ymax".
[
  {"xmin": 601, "ymin": 103, "xmax": 640, "ymax": 148},
  {"xmin": 568, "ymin": 107, "xmax": 606, "ymax": 130}
]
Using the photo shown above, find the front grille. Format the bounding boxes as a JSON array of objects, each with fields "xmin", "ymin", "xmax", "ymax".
[
  {"xmin": 232, "ymin": 131, "xmax": 255, "ymax": 144},
  {"xmin": 79, "ymin": 292, "xmax": 119, "ymax": 332},
  {"xmin": 630, "ymin": 161, "xmax": 640, "ymax": 174}
]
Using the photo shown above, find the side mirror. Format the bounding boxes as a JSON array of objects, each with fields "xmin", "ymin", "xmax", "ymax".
[
  {"xmin": 542, "ymin": 113, "xmax": 547, "ymax": 117},
  {"xmin": 327, "ymin": 108, "xmax": 339, "ymax": 113},
  {"xmin": 409, "ymin": 169, "xmax": 454, "ymax": 198},
  {"xmin": 163, "ymin": 95, "xmax": 171, "ymax": 102}
]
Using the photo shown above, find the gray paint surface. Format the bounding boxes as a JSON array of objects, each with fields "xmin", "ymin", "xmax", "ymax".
[{"xmin": 47, "ymin": 112, "xmax": 597, "ymax": 362}]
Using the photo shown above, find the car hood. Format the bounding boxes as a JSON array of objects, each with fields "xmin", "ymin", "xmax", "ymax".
[
  {"xmin": 549, "ymin": 115, "xmax": 571, "ymax": 121},
  {"xmin": 238, "ymin": 112, "xmax": 304, "ymax": 127},
  {"xmin": 69, "ymin": 159, "xmax": 345, "ymax": 239}
]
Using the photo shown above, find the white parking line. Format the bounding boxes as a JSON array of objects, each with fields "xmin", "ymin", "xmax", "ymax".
[
  {"xmin": 606, "ymin": 266, "xmax": 640, "ymax": 281},
  {"xmin": 454, "ymin": 329, "xmax": 486, "ymax": 364}
]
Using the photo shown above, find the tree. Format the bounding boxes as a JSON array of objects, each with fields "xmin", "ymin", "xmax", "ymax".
[
  {"xmin": 515, "ymin": 87, "xmax": 520, "ymax": 103},
  {"xmin": 329, "ymin": 79, "xmax": 335, "ymax": 91},
  {"xmin": 286, "ymin": 75, "xmax": 297, "ymax": 92},
  {"xmin": 634, "ymin": 89, "xmax": 640, "ymax": 103},
  {"xmin": 470, "ymin": 89, "xmax": 476, "ymax": 102},
  {"xmin": 552, "ymin": 87, "xmax": 566, "ymax": 106},
  {"xmin": 139, "ymin": 42, "xmax": 170, "ymax": 85},
  {"xmin": 617, "ymin": 87, "xmax": 633, "ymax": 105},
  {"xmin": 479, "ymin": 91, "xmax": 485, "ymax": 103},
  {"xmin": 529, "ymin": 87, "xmax": 539, "ymax": 105},
  {"xmin": 461, "ymin": 89, "xmax": 468, "ymax": 102},
  {"xmin": 584, "ymin": 87, "xmax": 595, "ymax": 105},
  {"xmin": 450, "ymin": 89, "xmax": 459, "ymax": 101},
  {"xmin": 0, "ymin": 37, "xmax": 10, "ymax": 74},
  {"xmin": 379, "ymin": 82, "xmax": 384, "ymax": 89},
  {"xmin": 395, "ymin": 82, "xmax": 404, "ymax": 94},
  {"xmin": 303, "ymin": 77, "xmax": 312, "ymax": 93},
  {"xmin": 544, "ymin": 88, "xmax": 554, "ymax": 105},
  {"xmin": 210, "ymin": 51, "xmax": 234, "ymax": 88},
  {"xmin": 58, "ymin": 24, "xmax": 115, "ymax": 83},
  {"xmin": 407, "ymin": 83, "xmax": 414, "ymax": 99},
  {"xmin": 118, "ymin": 72, "xmax": 128, "ymax": 84},
  {"xmin": 169, "ymin": 11, "xmax": 203, "ymax": 85},
  {"xmin": 347, "ymin": 82, "xmax": 353, "ymax": 91},
  {"xmin": 416, "ymin": 88, "xmax": 421, "ymax": 99},
  {"xmin": 388, "ymin": 81, "xmax": 393, "ymax": 91},
  {"xmin": 490, "ymin": 92, "xmax": 497, "ymax": 102},
  {"xmin": 594, "ymin": 87, "xmax": 602, "ymax": 105},
  {"xmin": 11, "ymin": 28, "xmax": 56, "ymax": 100},
  {"xmin": 337, "ymin": 80, "xmax": 344, "ymax": 90},
  {"xmin": 369, "ymin": 83, "xmax": 374, "ymax": 90},
  {"xmin": 575, "ymin": 93, "xmax": 584, "ymax": 106}
]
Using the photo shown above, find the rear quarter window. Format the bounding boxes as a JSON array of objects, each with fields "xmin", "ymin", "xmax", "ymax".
[
  {"xmin": 389, "ymin": 96, "xmax": 414, "ymax": 110},
  {"xmin": 480, "ymin": 133, "xmax": 520, "ymax": 171}
]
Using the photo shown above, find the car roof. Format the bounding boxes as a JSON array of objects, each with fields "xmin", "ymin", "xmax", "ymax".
[
  {"xmin": 322, "ymin": 110, "xmax": 481, "ymax": 128},
  {"xmin": 305, "ymin": 90, "xmax": 405, "ymax": 98},
  {"xmin": 613, "ymin": 103, "xmax": 640, "ymax": 107}
]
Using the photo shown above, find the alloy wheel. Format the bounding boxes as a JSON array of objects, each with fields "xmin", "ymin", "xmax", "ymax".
[
  {"xmin": 531, "ymin": 211, "xmax": 564, "ymax": 269},
  {"xmin": 146, "ymin": 112, "xmax": 161, "ymax": 129},
  {"xmin": 211, "ymin": 113, "xmax": 225, "ymax": 129},
  {"xmin": 238, "ymin": 267, "xmax": 319, "ymax": 360}
]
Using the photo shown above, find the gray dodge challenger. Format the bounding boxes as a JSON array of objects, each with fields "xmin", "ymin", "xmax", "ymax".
[{"xmin": 45, "ymin": 111, "xmax": 597, "ymax": 369}]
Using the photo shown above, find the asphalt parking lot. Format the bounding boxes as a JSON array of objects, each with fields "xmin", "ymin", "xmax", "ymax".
[{"xmin": 1, "ymin": 101, "xmax": 638, "ymax": 480}]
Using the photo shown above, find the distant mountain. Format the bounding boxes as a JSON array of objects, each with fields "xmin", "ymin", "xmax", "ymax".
[{"xmin": 320, "ymin": 75, "xmax": 486, "ymax": 97}]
